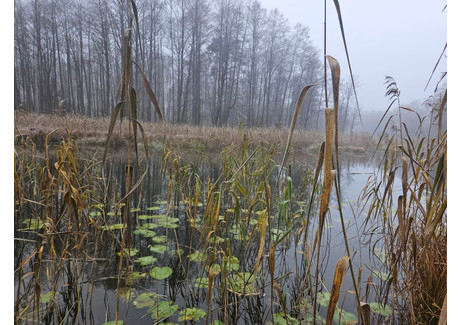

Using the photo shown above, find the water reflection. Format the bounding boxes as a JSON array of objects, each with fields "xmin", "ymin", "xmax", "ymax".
[{"xmin": 15, "ymin": 149, "xmax": 388, "ymax": 324}]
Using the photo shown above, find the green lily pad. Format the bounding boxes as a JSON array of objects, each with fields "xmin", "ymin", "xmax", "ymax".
[
  {"xmin": 131, "ymin": 208, "xmax": 141, "ymax": 212},
  {"xmin": 40, "ymin": 291, "xmax": 59, "ymax": 304},
  {"xmin": 273, "ymin": 312, "xmax": 299, "ymax": 325},
  {"xmin": 134, "ymin": 256, "xmax": 158, "ymax": 266},
  {"xmin": 151, "ymin": 235, "xmax": 168, "ymax": 243},
  {"xmin": 188, "ymin": 251, "xmax": 204, "ymax": 262},
  {"xmin": 155, "ymin": 200, "xmax": 168, "ymax": 205},
  {"xmin": 333, "ymin": 308, "xmax": 357, "ymax": 325},
  {"xmin": 117, "ymin": 248, "xmax": 139, "ymax": 257},
  {"xmin": 133, "ymin": 292, "xmax": 160, "ymax": 309},
  {"xmin": 179, "ymin": 308, "xmax": 206, "ymax": 322},
  {"xmin": 369, "ymin": 302, "xmax": 392, "ymax": 317},
  {"xmin": 317, "ymin": 292, "xmax": 330, "ymax": 307},
  {"xmin": 138, "ymin": 214, "xmax": 154, "ymax": 220},
  {"xmin": 21, "ymin": 218, "xmax": 44, "ymax": 230},
  {"xmin": 150, "ymin": 245, "xmax": 167, "ymax": 254},
  {"xmin": 372, "ymin": 270, "xmax": 390, "ymax": 281},
  {"xmin": 150, "ymin": 266, "xmax": 173, "ymax": 280},
  {"xmin": 90, "ymin": 211, "xmax": 102, "ymax": 217},
  {"xmin": 212, "ymin": 321, "xmax": 225, "ymax": 325},
  {"xmin": 194, "ymin": 277, "xmax": 209, "ymax": 288},
  {"xmin": 147, "ymin": 206, "xmax": 161, "ymax": 211},
  {"xmin": 107, "ymin": 211, "xmax": 121, "ymax": 216},
  {"xmin": 148, "ymin": 300, "xmax": 178, "ymax": 320},
  {"xmin": 126, "ymin": 272, "xmax": 147, "ymax": 286},
  {"xmin": 133, "ymin": 229, "xmax": 156, "ymax": 237}
]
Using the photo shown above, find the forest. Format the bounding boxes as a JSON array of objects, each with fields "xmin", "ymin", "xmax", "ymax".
[{"xmin": 14, "ymin": 0, "xmax": 365, "ymax": 131}]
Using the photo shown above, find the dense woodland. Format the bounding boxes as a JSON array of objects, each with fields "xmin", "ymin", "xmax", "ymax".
[{"xmin": 14, "ymin": 0, "xmax": 361, "ymax": 130}]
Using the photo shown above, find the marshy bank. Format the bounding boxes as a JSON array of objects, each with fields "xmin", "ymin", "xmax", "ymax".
[{"xmin": 14, "ymin": 111, "xmax": 375, "ymax": 156}]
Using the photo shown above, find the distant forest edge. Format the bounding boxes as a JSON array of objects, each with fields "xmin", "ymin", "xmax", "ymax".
[{"xmin": 15, "ymin": 0, "xmax": 366, "ymax": 131}]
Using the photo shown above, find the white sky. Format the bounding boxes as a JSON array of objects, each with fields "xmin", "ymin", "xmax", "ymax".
[{"xmin": 258, "ymin": 0, "xmax": 447, "ymax": 112}]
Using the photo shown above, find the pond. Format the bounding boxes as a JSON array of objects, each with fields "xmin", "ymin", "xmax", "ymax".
[{"xmin": 14, "ymin": 145, "xmax": 395, "ymax": 325}]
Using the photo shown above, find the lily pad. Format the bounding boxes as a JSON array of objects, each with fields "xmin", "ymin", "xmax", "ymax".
[
  {"xmin": 316, "ymin": 292, "xmax": 330, "ymax": 307},
  {"xmin": 333, "ymin": 308, "xmax": 357, "ymax": 325},
  {"xmin": 138, "ymin": 214, "xmax": 154, "ymax": 220},
  {"xmin": 150, "ymin": 266, "xmax": 173, "ymax": 280},
  {"xmin": 133, "ymin": 292, "xmax": 160, "ymax": 309},
  {"xmin": 40, "ymin": 291, "xmax": 59, "ymax": 304},
  {"xmin": 155, "ymin": 200, "xmax": 168, "ymax": 205},
  {"xmin": 133, "ymin": 229, "xmax": 156, "ymax": 237},
  {"xmin": 126, "ymin": 272, "xmax": 147, "ymax": 286},
  {"xmin": 134, "ymin": 256, "xmax": 158, "ymax": 266},
  {"xmin": 369, "ymin": 302, "xmax": 392, "ymax": 317},
  {"xmin": 148, "ymin": 300, "xmax": 178, "ymax": 320},
  {"xmin": 21, "ymin": 218, "xmax": 44, "ymax": 230},
  {"xmin": 151, "ymin": 235, "xmax": 168, "ymax": 243},
  {"xmin": 194, "ymin": 277, "xmax": 209, "ymax": 288},
  {"xmin": 131, "ymin": 208, "xmax": 141, "ymax": 212},
  {"xmin": 372, "ymin": 270, "xmax": 390, "ymax": 281},
  {"xmin": 273, "ymin": 312, "xmax": 299, "ymax": 325},
  {"xmin": 188, "ymin": 251, "xmax": 204, "ymax": 262},
  {"xmin": 150, "ymin": 245, "xmax": 167, "ymax": 254},
  {"xmin": 117, "ymin": 248, "xmax": 139, "ymax": 257},
  {"xmin": 179, "ymin": 308, "xmax": 206, "ymax": 322},
  {"xmin": 147, "ymin": 206, "xmax": 161, "ymax": 211}
]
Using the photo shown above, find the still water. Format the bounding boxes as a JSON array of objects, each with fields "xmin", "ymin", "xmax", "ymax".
[{"xmin": 15, "ymin": 149, "xmax": 393, "ymax": 324}]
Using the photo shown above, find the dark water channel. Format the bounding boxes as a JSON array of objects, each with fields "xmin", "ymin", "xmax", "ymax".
[{"xmin": 15, "ymin": 149, "xmax": 394, "ymax": 325}]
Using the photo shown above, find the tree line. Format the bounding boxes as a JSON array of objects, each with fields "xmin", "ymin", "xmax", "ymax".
[{"xmin": 14, "ymin": 0, "xmax": 359, "ymax": 130}]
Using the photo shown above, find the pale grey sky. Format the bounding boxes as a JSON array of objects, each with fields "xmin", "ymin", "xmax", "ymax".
[{"xmin": 258, "ymin": 0, "xmax": 447, "ymax": 113}]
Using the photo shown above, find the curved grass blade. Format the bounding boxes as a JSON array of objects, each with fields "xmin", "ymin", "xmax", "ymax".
[
  {"xmin": 280, "ymin": 84, "xmax": 317, "ymax": 177},
  {"xmin": 130, "ymin": 87, "xmax": 139, "ymax": 165},
  {"xmin": 326, "ymin": 256, "xmax": 350, "ymax": 325},
  {"xmin": 133, "ymin": 61, "xmax": 163, "ymax": 122},
  {"xmin": 103, "ymin": 101, "xmax": 124, "ymax": 165},
  {"xmin": 332, "ymin": 0, "xmax": 361, "ymax": 124}
]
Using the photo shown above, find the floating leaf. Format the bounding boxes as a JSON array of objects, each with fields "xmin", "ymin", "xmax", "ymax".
[
  {"xmin": 147, "ymin": 206, "xmax": 161, "ymax": 211},
  {"xmin": 138, "ymin": 214, "xmax": 154, "ymax": 220},
  {"xmin": 131, "ymin": 208, "xmax": 141, "ymax": 212},
  {"xmin": 90, "ymin": 211, "xmax": 102, "ymax": 217},
  {"xmin": 133, "ymin": 292, "xmax": 160, "ymax": 309},
  {"xmin": 107, "ymin": 211, "xmax": 121, "ymax": 216},
  {"xmin": 179, "ymin": 308, "xmax": 206, "ymax": 322},
  {"xmin": 212, "ymin": 321, "xmax": 225, "ymax": 325},
  {"xmin": 150, "ymin": 266, "xmax": 172, "ymax": 280},
  {"xmin": 134, "ymin": 256, "xmax": 158, "ymax": 266},
  {"xmin": 117, "ymin": 248, "xmax": 139, "ymax": 257},
  {"xmin": 194, "ymin": 277, "xmax": 209, "ymax": 288},
  {"xmin": 333, "ymin": 308, "xmax": 357, "ymax": 325},
  {"xmin": 150, "ymin": 245, "xmax": 167, "ymax": 254},
  {"xmin": 126, "ymin": 272, "xmax": 147, "ymax": 286},
  {"xmin": 372, "ymin": 270, "xmax": 390, "ymax": 281},
  {"xmin": 133, "ymin": 229, "xmax": 156, "ymax": 237},
  {"xmin": 148, "ymin": 301, "xmax": 178, "ymax": 320},
  {"xmin": 188, "ymin": 251, "xmax": 204, "ymax": 262},
  {"xmin": 151, "ymin": 235, "xmax": 167, "ymax": 243},
  {"xmin": 369, "ymin": 302, "xmax": 392, "ymax": 317},
  {"xmin": 21, "ymin": 218, "xmax": 44, "ymax": 230},
  {"xmin": 155, "ymin": 200, "xmax": 168, "ymax": 205},
  {"xmin": 273, "ymin": 312, "xmax": 299, "ymax": 325},
  {"xmin": 102, "ymin": 321, "xmax": 124, "ymax": 325},
  {"xmin": 317, "ymin": 292, "xmax": 330, "ymax": 307},
  {"xmin": 40, "ymin": 291, "xmax": 59, "ymax": 304}
]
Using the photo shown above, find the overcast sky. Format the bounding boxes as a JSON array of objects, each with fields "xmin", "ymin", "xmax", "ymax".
[{"xmin": 258, "ymin": 0, "xmax": 447, "ymax": 113}]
